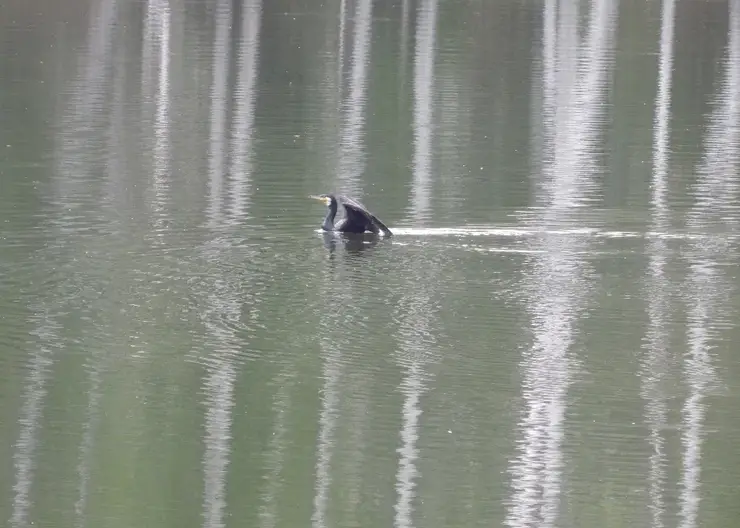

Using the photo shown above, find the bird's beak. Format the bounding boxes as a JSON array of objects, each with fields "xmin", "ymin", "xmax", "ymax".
[{"xmin": 310, "ymin": 195, "xmax": 329, "ymax": 205}]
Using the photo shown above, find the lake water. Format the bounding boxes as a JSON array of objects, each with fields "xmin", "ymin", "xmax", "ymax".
[{"xmin": 1, "ymin": 0, "xmax": 740, "ymax": 527}]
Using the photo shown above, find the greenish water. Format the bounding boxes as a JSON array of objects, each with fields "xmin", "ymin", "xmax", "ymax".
[{"xmin": 1, "ymin": 0, "xmax": 740, "ymax": 527}]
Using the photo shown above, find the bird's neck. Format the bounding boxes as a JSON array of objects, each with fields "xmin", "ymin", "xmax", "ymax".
[{"xmin": 322, "ymin": 202, "xmax": 338, "ymax": 231}]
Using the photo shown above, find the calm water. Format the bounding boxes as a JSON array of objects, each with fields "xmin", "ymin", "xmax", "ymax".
[{"xmin": 1, "ymin": 0, "xmax": 740, "ymax": 527}]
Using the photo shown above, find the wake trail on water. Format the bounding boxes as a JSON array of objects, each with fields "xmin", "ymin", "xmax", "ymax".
[{"xmin": 316, "ymin": 226, "xmax": 730, "ymax": 241}]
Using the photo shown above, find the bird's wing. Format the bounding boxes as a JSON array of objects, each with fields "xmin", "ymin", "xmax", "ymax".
[
  {"xmin": 368, "ymin": 213, "xmax": 393, "ymax": 237},
  {"xmin": 336, "ymin": 196, "xmax": 369, "ymax": 226},
  {"xmin": 336, "ymin": 195, "xmax": 372, "ymax": 216},
  {"xmin": 337, "ymin": 195, "xmax": 393, "ymax": 237}
]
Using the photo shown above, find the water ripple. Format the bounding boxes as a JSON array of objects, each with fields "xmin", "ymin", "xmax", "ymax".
[
  {"xmin": 506, "ymin": 0, "xmax": 619, "ymax": 526},
  {"xmin": 679, "ymin": 3, "xmax": 739, "ymax": 526},
  {"xmin": 641, "ymin": 0, "xmax": 677, "ymax": 526}
]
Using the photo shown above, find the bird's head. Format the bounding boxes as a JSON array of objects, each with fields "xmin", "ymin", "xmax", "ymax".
[{"xmin": 310, "ymin": 194, "xmax": 336, "ymax": 207}]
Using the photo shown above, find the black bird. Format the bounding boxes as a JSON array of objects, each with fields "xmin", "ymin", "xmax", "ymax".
[{"xmin": 311, "ymin": 193, "xmax": 393, "ymax": 237}]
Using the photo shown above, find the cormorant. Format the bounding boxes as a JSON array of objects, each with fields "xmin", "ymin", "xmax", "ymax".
[{"xmin": 311, "ymin": 194, "xmax": 393, "ymax": 237}]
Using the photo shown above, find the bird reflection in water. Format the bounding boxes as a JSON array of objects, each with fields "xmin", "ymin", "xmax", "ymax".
[{"xmin": 321, "ymin": 231, "xmax": 381, "ymax": 255}]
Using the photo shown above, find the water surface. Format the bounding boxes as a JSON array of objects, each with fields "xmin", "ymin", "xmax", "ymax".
[{"xmin": 1, "ymin": 1, "xmax": 740, "ymax": 527}]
